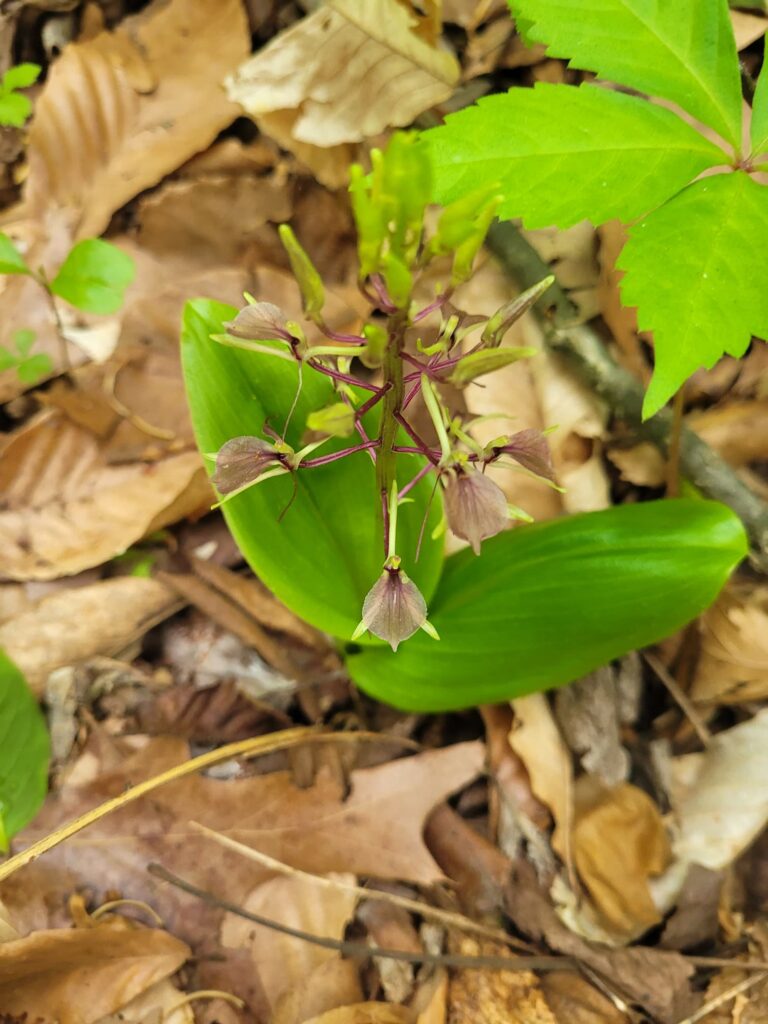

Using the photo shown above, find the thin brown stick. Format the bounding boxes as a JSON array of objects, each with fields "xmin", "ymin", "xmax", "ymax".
[
  {"xmin": 191, "ymin": 821, "xmax": 534, "ymax": 954},
  {"xmin": 644, "ymin": 651, "xmax": 712, "ymax": 748},
  {"xmin": 148, "ymin": 863, "xmax": 572, "ymax": 974},
  {"xmin": 674, "ymin": 972, "xmax": 768, "ymax": 1024}
]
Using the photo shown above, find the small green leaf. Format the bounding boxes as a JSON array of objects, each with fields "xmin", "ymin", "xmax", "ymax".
[
  {"xmin": 617, "ymin": 172, "xmax": 768, "ymax": 418},
  {"xmin": 182, "ymin": 300, "xmax": 444, "ymax": 640},
  {"xmin": 306, "ymin": 402, "xmax": 356, "ymax": 437},
  {"xmin": 17, "ymin": 353, "xmax": 54, "ymax": 384},
  {"xmin": 0, "ymin": 347, "xmax": 17, "ymax": 371},
  {"xmin": 0, "ymin": 233, "xmax": 31, "ymax": 275},
  {"xmin": 0, "ymin": 650, "xmax": 50, "ymax": 847},
  {"xmin": 348, "ymin": 499, "xmax": 746, "ymax": 711},
  {"xmin": 751, "ymin": 50, "xmax": 768, "ymax": 156},
  {"xmin": 13, "ymin": 328, "xmax": 36, "ymax": 358},
  {"xmin": 425, "ymin": 84, "xmax": 724, "ymax": 229},
  {"xmin": 0, "ymin": 92, "xmax": 32, "ymax": 128},
  {"xmin": 2, "ymin": 63, "xmax": 41, "ymax": 92},
  {"xmin": 50, "ymin": 239, "xmax": 135, "ymax": 314},
  {"xmin": 448, "ymin": 346, "xmax": 536, "ymax": 385},
  {"xmin": 508, "ymin": 0, "xmax": 742, "ymax": 149}
]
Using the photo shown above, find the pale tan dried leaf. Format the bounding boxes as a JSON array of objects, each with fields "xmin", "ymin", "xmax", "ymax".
[
  {"xmin": 691, "ymin": 585, "xmax": 768, "ymax": 704},
  {"xmin": 227, "ymin": 0, "xmax": 459, "ymax": 146},
  {"xmin": 302, "ymin": 1006, "xmax": 412, "ymax": 1024},
  {"xmin": 554, "ymin": 667, "xmax": 630, "ymax": 787},
  {"xmin": 272, "ymin": 959, "xmax": 363, "ymax": 1024},
  {"xmin": 0, "ymin": 577, "xmax": 181, "ymax": 695},
  {"xmin": 447, "ymin": 937, "xmax": 556, "ymax": 1023},
  {"xmin": 0, "ymin": 918, "xmax": 190, "ymax": 1024},
  {"xmin": 25, "ymin": 0, "xmax": 250, "ymax": 238},
  {"xmin": 596, "ymin": 221, "xmax": 646, "ymax": 380},
  {"xmin": 731, "ymin": 9, "xmax": 768, "ymax": 49},
  {"xmin": 255, "ymin": 109, "xmax": 360, "ymax": 189},
  {"xmin": 689, "ymin": 400, "xmax": 768, "ymax": 467},
  {"xmin": 671, "ymin": 709, "xmax": 768, "ymax": 871},
  {"xmin": 606, "ymin": 443, "xmax": 666, "ymax": 487},
  {"xmin": 0, "ymin": 411, "xmax": 211, "ymax": 580},
  {"xmin": 95, "ymin": 979, "xmax": 194, "ymax": 1024},
  {"xmin": 539, "ymin": 971, "xmax": 628, "ymax": 1023},
  {"xmin": 222, "ymin": 873, "xmax": 358, "ymax": 1009},
  {"xmin": 415, "ymin": 970, "xmax": 448, "ymax": 1024},
  {"xmin": 509, "ymin": 693, "xmax": 572, "ymax": 852},
  {"xmin": 443, "ymin": 0, "xmax": 506, "ymax": 29},
  {"xmin": 572, "ymin": 778, "xmax": 670, "ymax": 939},
  {"xmin": 525, "ymin": 223, "xmax": 600, "ymax": 322}
]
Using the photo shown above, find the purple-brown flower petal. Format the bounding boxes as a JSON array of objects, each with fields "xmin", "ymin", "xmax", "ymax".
[
  {"xmin": 212, "ymin": 436, "xmax": 281, "ymax": 494},
  {"xmin": 444, "ymin": 469, "xmax": 508, "ymax": 555},
  {"xmin": 224, "ymin": 302, "xmax": 294, "ymax": 342},
  {"xmin": 360, "ymin": 567, "xmax": 429, "ymax": 651},
  {"xmin": 494, "ymin": 429, "xmax": 555, "ymax": 482}
]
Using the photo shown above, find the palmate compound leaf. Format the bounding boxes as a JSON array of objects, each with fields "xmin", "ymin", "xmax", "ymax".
[
  {"xmin": 508, "ymin": 0, "xmax": 742, "ymax": 150},
  {"xmin": 347, "ymin": 500, "xmax": 746, "ymax": 711},
  {"xmin": 181, "ymin": 300, "xmax": 443, "ymax": 641},
  {"xmin": 425, "ymin": 84, "xmax": 725, "ymax": 229},
  {"xmin": 0, "ymin": 651, "xmax": 49, "ymax": 847},
  {"xmin": 50, "ymin": 239, "xmax": 135, "ymax": 315},
  {"xmin": 617, "ymin": 171, "xmax": 768, "ymax": 418}
]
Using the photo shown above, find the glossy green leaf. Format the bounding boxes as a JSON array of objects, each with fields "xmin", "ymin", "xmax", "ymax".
[
  {"xmin": 182, "ymin": 299, "xmax": 443, "ymax": 640},
  {"xmin": 347, "ymin": 500, "xmax": 746, "ymax": 711},
  {"xmin": 425, "ymin": 84, "xmax": 724, "ymax": 229},
  {"xmin": 617, "ymin": 173, "xmax": 768, "ymax": 418},
  {"xmin": 508, "ymin": 0, "xmax": 742, "ymax": 149},
  {"xmin": 751, "ymin": 50, "xmax": 768, "ymax": 157},
  {"xmin": 2, "ymin": 63, "xmax": 41, "ymax": 92},
  {"xmin": 0, "ymin": 92, "xmax": 31, "ymax": 127},
  {"xmin": 0, "ymin": 233, "xmax": 30, "ymax": 275},
  {"xmin": 50, "ymin": 239, "xmax": 135, "ymax": 314},
  {"xmin": 0, "ymin": 650, "xmax": 50, "ymax": 849}
]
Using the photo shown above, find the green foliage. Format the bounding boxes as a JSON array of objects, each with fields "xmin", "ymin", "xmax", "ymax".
[
  {"xmin": 427, "ymin": 84, "xmax": 723, "ymax": 229},
  {"xmin": 348, "ymin": 500, "xmax": 747, "ymax": 711},
  {"xmin": 181, "ymin": 299, "xmax": 444, "ymax": 641},
  {"xmin": 618, "ymin": 173, "xmax": 768, "ymax": 416},
  {"xmin": 50, "ymin": 238, "xmax": 135, "ymax": 314},
  {"xmin": 0, "ymin": 233, "xmax": 31, "ymax": 275},
  {"xmin": 0, "ymin": 63, "xmax": 40, "ymax": 127},
  {"xmin": 424, "ymin": 0, "xmax": 768, "ymax": 417},
  {"xmin": 0, "ymin": 329, "xmax": 53, "ymax": 384},
  {"xmin": 0, "ymin": 650, "xmax": 50, "ymax": 849}
]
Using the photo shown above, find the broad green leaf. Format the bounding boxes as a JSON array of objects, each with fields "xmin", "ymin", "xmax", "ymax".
[
  {"xmin": 2, "ymin": 63, "xmax": 41, "ymax": 91},
  {"xmin": 348, "ymin": 500, "xmax": 746, "ymax": 711},
  {"xmin": 0, "ymin": 233, "xmax": 30, "ymax": 275},
  {"xmin": 617, "ymin": 172, "xmax": 768, "ymax": 418},
  {"xmin": 0, "ymin": 650, "xmax": 50, "ymax": 848},
  {"xmin": 425, "ymin": 84, "xmax": 724, "ymax": 229},
  {"xmin": 0, "ymin": 92, "xmax": 31, "ymax": 127},
  {"xmin": 182, "ymin": 300, "xmax": 443, "ymax": 640},
  {"xmin": 508, "ymin": 0, "xmax": 742, "ymax": 149},
  {"xmin": 751, "ymin": 53, "xmax": 768, "ymax": 156},
  {"xmin": 50, "ymin": 239, "xmax": 135, "ymax": 314}
]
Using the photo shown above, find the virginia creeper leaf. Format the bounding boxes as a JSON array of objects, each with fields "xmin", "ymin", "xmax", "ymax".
[
  {"xmin": 508, "ymin": 0, "xmax": 742, "ymax": 149},
  {"xmin": 348, "ymin": 500, "xmax": 746, "ymax": 711},
  {"xmin": 0, "ymin": 92, "xmax": 32, "ymax": 128},
  {"xmin": 0, "ymin": 233, "xmax": 30, "ymax": 275},
  {"xmin": 617, "ymin": 172, "xmax": 768, "ymax": 417},
  {"xmin": 2, "ymin": 63, "xmax": 41, "ymax": 92},
  {"xmin": 50, "ymin": 239, "xmax": 135, "ymax": 314},
  {"xmin": 425, "ymin": 84, "xmax": 724, "ymax": 229},
  {"xmin": 182, "ymin": 299, "xmax": 443, "ymax": 640},
  {"xmin": 0, "ymin": 650, "xmax": 50, "ymax": 848},
  {"xmin": 751, "ymin": 51, "xmax": 768, "ymax": 156}
]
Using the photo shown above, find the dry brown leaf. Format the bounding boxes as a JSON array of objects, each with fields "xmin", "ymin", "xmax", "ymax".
[
  {"xmin": 416, "ymin": 970, "xmax": 448, "ymax": 1024},
  {"xmin": 525, "ymin": 223, "xmax": 600, "ymax": 321},
  {"xmin": 447, "ymin": 937, "xmax": 556, "ymax": 1024},
  {"xmin": 539, "ymin": 971, "xmax": 628, "ymax": 1023},
  {"xmin": 95, "ymin": 979, "xmax": 194, "ymax": 1024},
  {"xmin": 25, "ymin": 0, "xmax": 250, "ymax": 238},
  {"xmin": 0, "ymin": 917, "xmax": 190, "ymax": 1024},
  {"xmin": 0, "ymin": 577, "xmax": 181, "ymax": 695},
  {"xmin": 222, "ymin": 873, "xmax": 358, "ymax": 1009},
  {"xmin": 689, "ymin": 401, "xmax": 768, "ymax": 467},
  {"xmin": 606, "ymin": 442, "xmax": 666, "ymax": 488},
  {"xmin": 731, "ymin": 9, "xmax": 768, "ymax": 49},
  {"xmin": 302, "ymin": 1006, "xmax": 412, "ymax": 1024},
  {"xmin": 691, "ymin": 585, "xmax": 768, "ymax": 704},
  {"xmin": 272, "ymin": 960, "xmax": 363, "ymax": 1024},
  {"xmin": 0, "ymin": 410, "xmax": 211, "ymax": 580},
  {"xmin": 596, "ymin": 221, "xmax": 646, "ymax": 380},
  {"xmin": 358, "ymin": 899, "xmax": 422, "ymax": 1004},
  {"xmin": 554, "ymin": 667, "xmax": 632, "ymax": 787},
  {"xmin": 227, "ymin": 0, "xmax": 458, "ymax": 183},
  {"xmin": 572, "ymin": 778, "xmax": 670, "ymax": 939},
  {"xmin": 509, "ymin": 693, "xmax": 572, "ymax": 852}
]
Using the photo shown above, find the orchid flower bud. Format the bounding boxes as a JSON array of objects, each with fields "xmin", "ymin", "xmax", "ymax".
[
  {"xmin": 212, "ymin": 436, "xmax": 287, "ymax": 494},
  {"xmin": 278, "ymin": 224, "xmax": 325, "ymax": 318},
  {"xmin": 353, "ymin": 557, "xmax": 438, "ymax": 651},
  {"xmin": 224, "ymin": 302, "xmax": 298, "ymax": 343},
  {"xmin": 481, "ymin": 275, "xmax": 555, "ymax": 347},
  {"xmin": 306, "ymin": 402, "xmax": 355, "ymax": 438},
  {"xmin": 444, "ymin": 467, "xmax": 509, "ymax": 554}
]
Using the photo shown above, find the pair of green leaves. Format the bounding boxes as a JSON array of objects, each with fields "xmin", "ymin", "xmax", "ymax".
[
  {"xmin": 0, "ymin": 63, "xmax": 40, "ymax": 127},
  {"xmin": 0, "ymin": 234, "xmax": 135, "ymax": 315},
  {"xmin": 0, "ymin": 329, "xmax": 52, "ymax": 384},
  {"xmin": 0, "ymin": 652, "xmax": 49, "ymax": 850},
  {"xmin": 183, "ymin": 301, "xmax": 747, "ymax": 710},
  {"xmin": 425, "ymin": 0, "xmax": 768, "ymax": 417}
]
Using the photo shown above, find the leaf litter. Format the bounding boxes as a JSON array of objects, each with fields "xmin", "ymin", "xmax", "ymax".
[{"xmin": 2, "ymin": 2, "xmax": 768, "ymax": 1022}]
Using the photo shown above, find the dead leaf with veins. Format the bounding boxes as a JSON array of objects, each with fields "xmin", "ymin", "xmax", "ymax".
[{"xmin": 691, "ymin": 585, "xmax": 768, "ymax": 704}]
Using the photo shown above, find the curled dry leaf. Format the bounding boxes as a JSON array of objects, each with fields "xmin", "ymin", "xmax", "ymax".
[
  {"xmin": 554, "ymin": 666, "xmax": 631, "ymax": 787},
  {"xmin": 0, "ymin": 917, "xmax": 190, "ymax": 1024},
  {"xmin": 691, "ymin": 585, "xmax": 768, "ymax": 704},
  {"xmin": 0, "ymin": 410, "xmax": 211, "ymax": 580},
  {"xmin": 227, "ymin": 0, "xmax": 459, "ymax": 185},
  {"xmin": 24, "ymin": 0, "xmax": 250, "ymax": 239},
  {"xmin": 0, "ymin": 577, "xmax": 181, "ymax": 695},
  {"xmin": 447, "ymin": 937, "xmax": 556, "ymax": 1023}
]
